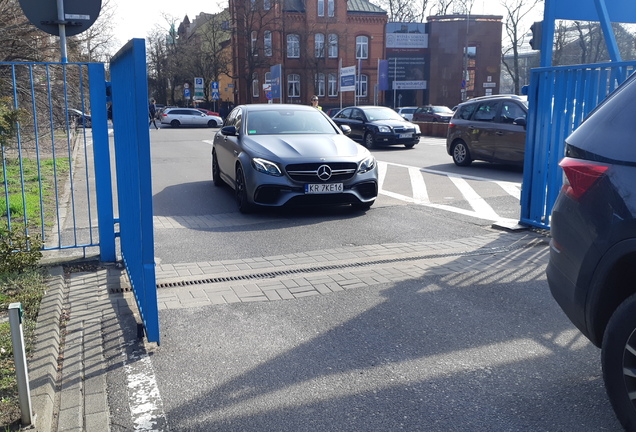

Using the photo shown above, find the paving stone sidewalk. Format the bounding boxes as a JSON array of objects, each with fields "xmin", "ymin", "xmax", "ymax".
[{"xmin": 28, "ymin": 229, "xmax": 549, "ymax": 431}]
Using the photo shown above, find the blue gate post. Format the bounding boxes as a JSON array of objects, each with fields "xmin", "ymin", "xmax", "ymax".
[
  {"xmin": 110, "ymin": 39, "xmax": 160, "ymax": 344},
  {"xmin": 87, "ymin": 64, "xmax": 116, "ymax": 261}
]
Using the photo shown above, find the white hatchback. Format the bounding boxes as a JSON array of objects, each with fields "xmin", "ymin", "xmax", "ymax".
[
  {"xmin": 395, "ymin": 106, "xmax": 418, "ymax": 121},
  {"xmin": 160, "ymin": 108, "xmax": 222, "ymax": 128}
]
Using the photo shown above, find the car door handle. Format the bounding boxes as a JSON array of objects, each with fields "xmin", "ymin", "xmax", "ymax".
[
  {"xmin": 234, "ymin": 150, "xmax": 239, "ymax": 156},
  {"xmin": 495, "ymin": 131, "xmax": 504, "ymax": 136}
]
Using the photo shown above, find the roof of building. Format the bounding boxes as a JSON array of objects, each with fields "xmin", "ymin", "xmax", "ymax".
[
  {"xmin": 347, "ymin": 0, "xmax": 385, "ymax": 13},
  {"xmin": 283, "ymin": 0, "xmax": 386, "ymax": 14}
]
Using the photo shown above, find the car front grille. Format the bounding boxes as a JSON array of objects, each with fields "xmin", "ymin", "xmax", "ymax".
[
  {"xmin": 286, "ymin": 162, "xmax": 358, "ymax": 182},
  {"xmin": 393, "ymin": 126, "xmax": 417, "ymax": 134}
]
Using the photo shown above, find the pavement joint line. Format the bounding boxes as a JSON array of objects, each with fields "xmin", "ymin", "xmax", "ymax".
[{"xmin": 155, "ymin": 234, "xmax": 549, "ymax": 289}]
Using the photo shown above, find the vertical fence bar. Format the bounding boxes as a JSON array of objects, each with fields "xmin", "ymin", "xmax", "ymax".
[{"xmin": 88, "ymin": 64, "xmax": 116, "ymax": 261}]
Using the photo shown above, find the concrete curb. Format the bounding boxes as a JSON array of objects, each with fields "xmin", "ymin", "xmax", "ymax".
[{"xmin": 30, "ymin": 266, "xmax": 65, "ymax": 432}]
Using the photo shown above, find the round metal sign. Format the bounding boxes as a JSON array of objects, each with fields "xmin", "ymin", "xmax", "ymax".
[{"xmin": 19, "ymin": 0, "xmax": 102, "ymax": 37}]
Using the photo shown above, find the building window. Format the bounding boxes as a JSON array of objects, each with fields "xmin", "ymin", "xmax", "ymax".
[
  {"xmin": 251, "ymin": 31, "xmax": 258, "ymax": 56},
  {"xmin": 252, "ymin": 72, "xmax": 259, "ymax": 98},
  {"xmin": 315, "ymin": 34, "xmax": 325, "ymax": 58},
  {"xmin": 328, "ymin": 73, "xmax": 338, "ymax": 96},
  {"xmin": 356, "ymin": 74, "xmax": 368, "ymax": 97},
  {"xmin": 318, "ymin": 0, "xmax": 324, "ymax": 16},
  {"xmin": 288, "ymin": 74, "xmax": 300, "ymax": 98},
  {"xmin": 250, "ymin": 0, "xmax": 256, "ymax": 10},
  {"xmin": 264, "ymin": 0, "xmax": 271, "ymax": 10},
  {"xmin": 328, "ymin": 34, "xmax": 338, "ymax": 58},
  {"xmin": 356, "ymin": 35, "xmax": 368, "ymax": 59},
  {"xmin": 315, "ymin": 73, "xmax": 325, "ymax": 97},
  {"xmin": 287, "ymin": 34, "xmax": 300, "ymax": 58},
  {"xmin": 265, "ymin": 71, "xmax": 271, "ymax": 84},
  {"xmin": 264, "ymin": 31, "xmax": 272, "ymax": 56},
  {"xmin": 327, "ymin": 0, "xmax": 334, "ymax": 16}
]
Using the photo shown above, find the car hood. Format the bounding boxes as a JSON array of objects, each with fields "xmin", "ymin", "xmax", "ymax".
[
  {"xmin": 242, "ymin": 134, "xmax": 370, "ymax": 160},
  {"xmin": 369, "ymin": 119, "xmax": 415, "ymax": 128}
]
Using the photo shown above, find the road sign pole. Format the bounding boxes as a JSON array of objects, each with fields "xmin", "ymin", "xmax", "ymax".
[{"xmin": 56, "ymin": 0, "xmax": 67, "ymax": 62}]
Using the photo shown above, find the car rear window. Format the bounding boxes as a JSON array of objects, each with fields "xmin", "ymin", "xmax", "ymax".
[{"xmin": 568, "ymin": 73, "xmax": 636, "ymax": 163}]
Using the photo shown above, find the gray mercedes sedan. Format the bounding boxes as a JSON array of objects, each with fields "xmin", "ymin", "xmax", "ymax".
[{"xmin": 212, "ymin": 104, "xmax": 378, "ymax": 213}]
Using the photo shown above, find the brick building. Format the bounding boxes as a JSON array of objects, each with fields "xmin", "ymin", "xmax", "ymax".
[{"xmin": 229, "ymin": 0, "xmax": 388, "ymax": 109}]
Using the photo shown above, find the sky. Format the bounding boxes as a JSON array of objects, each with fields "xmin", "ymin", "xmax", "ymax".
[{"xmin": 110, "ymin": 0, "xmax": 543, "ymax": 48}]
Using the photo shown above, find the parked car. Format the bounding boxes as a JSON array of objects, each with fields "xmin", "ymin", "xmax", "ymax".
[
  {"xmin": 412, "ymin": 105, "xmax": 454, "ymax": 122},
  {"xmin": 332, "ymin": 106, "xmax": 420, "ymax": 149},
  {"xmin": 547, "ymin": 72, "xmax": 636, "ymax": 431},
  {"xmin": 446, "ymin": 95, "xmax": 527, "ymax": 166},
  {"xmin": 395, "ymin": 106, "xmax": 418, "ymax": 121},
  {"xmin": 161, "ymin": 107, "xmax": 222, "ymax": 128},
  {"xmin": 68, "ymin": 108, "xmax": 92, "ymax": 128},
  {"xmin": 197, "ymin": 108, "xmax": 220, "ymax": 117},
  {"xmin": 325, "ymin": 108, "xmax": 341, "ymax": 118},
  {"xmin": 212, "ymin": 104, "xmax": 377, "ymax": 213}
]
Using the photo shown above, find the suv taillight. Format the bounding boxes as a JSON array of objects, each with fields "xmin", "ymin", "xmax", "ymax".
[{"xmin": 559, "ymin": 157, "xmax": 609, "ymax": 200}]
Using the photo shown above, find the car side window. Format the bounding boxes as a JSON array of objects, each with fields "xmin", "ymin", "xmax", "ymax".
[
  {"xmin": 336, "ymin": 108, "xmax": 352, "ymax": 119},
  {"xmin": 456, "ymin": 104, "xmax": 476, "ymax": 120},
  {"xmin": 352, "ymin": 109, "xmax": 365, "ymax": 121},
  {"xmin": 473, "ymin": 101, "xmax": 499, "ymax": 122},
  {"xmin": 500, "ymin": 102, "xmax": 526, "ymax": 124}
]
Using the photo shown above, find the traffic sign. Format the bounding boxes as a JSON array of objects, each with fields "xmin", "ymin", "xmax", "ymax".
[
  {"xmin": 210, "ymin": 81, "xmax": 220, "ymax": 100},
  {"xmin": 184, "ymin": 88, "xmax": 190, "ymax": 98}
]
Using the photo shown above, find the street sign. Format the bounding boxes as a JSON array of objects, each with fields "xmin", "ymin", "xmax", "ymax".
[
  {"xmin": 19, "ymin": 0, "xmax": 102, "ymax": 36},
  {"xmin": 184, "ymin": 88, "xmax": 190, "ymax": 98},
  {"xmin": 194, "ymin": 77, "xmax": 204, "ymax": 99},
  {"xmin": 210, "ymin": 81, "xmax": 220, "ymax": 100}
]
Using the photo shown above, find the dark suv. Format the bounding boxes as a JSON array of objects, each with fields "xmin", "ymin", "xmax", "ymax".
[
  {"xmin": 446, "ymin": 95, "xmax": 527, "ymax": 166},
  {"xmin": 547, "ymin": 72, "xmax": 636, "ymax": 430}
]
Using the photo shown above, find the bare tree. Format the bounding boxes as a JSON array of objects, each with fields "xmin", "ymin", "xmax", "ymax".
[
  {"xmin": 68, "ymin": 0, "xmax": 118, "ymax": 62},
  {"xmin": 0, "ymin": 0, "xmax": 58, "ymax": 62},
  {"xmin": 377, "ymin": 0, "xmax": 430, "ymax": 22},
  {"xmin": 230, "ymin": 0, "xmax": 283, "ymax": 103},
  {"xmin": 500, "ymin": 0, "xmax": 542, "ymax": 94},
  {"xmin": 429, "ymin": 0, "xmax": 454, "ymax": 16}
]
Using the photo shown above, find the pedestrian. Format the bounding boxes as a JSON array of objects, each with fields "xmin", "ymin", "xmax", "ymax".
[
  {"xmin": 310, "ymin": 95, "xmax": 322, "ymax": 110},
  {"xmin": 149, "ymin": 99, "xmax": 158, "ymax": 129}
]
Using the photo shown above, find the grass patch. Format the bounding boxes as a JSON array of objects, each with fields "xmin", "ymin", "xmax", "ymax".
[
  {"xmin": 0, "ymin": 157, "xmax": 70, "ymax": 229},
  {"xmin": 0, "ymin": 269, "xmax": 47, "ymax": 430}
]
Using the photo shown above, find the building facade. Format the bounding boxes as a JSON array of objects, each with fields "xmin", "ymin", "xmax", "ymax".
[{"xmin": 229, "ymin": 0, "xmax": 388, "ymax": 110}]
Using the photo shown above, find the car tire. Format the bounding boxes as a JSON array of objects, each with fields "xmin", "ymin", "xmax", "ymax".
[
  {"xmin": 235, "ymin": 165, "xmax": 254, "ymax": 213},
  {"xmin": 452, "ymin": 140, "xmax": 472, "ymax": 166},
  {"xmin": 404, "ymin": 142, "xmax": 415, "ymax": 149},
  {"xmin": 364, "ymin": 132, "xmax": 375, "ymax": 149},
  {"xmin": 602, "ymin": 293, "xmax": 636, "ymax": 431},
  {"xmin": 207, "ymin": 120, "xmax": 218, "ymax": 127},
  {"xmin": 212, "ymin": 150, "xmax": 224, "ymax": 187},
  {"xmin": 170, "ymin": 120, "xmax": 180, "ymax": 127}
]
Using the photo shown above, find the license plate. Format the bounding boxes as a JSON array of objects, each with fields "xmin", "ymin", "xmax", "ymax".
[
  {"xmin": 305, "ymin": 183, "xmax": 343, "ymax": 194},
  {"xmin": 399, "ymin": 133, "xmax": 413, "ymax": 139}
]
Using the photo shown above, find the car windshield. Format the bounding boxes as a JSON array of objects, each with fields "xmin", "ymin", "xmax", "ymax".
[
  {"xmin": 246, "ymin": 109, "xmax": 338, "ymax": 135},
  {"xmin": 432, "ymin": 106, "xmax": 453, "ymax": 114},
  {"xmin": 401, "ymin": 108, "xmax": 416, "ymax": 114},
  {"xmin": 363, "ymin": 107, "xmax": 404, "ymax": 121}
]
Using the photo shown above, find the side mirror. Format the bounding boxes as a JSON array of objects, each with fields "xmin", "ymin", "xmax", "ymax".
[
  {"xmin": 513, "ymin": 117, "xmax": 527, "ymax": 128},
  {"xmin": 221, "ymin": 125, "xmax": 237, "ymax": 136},
  {"xmin": 340, "ymin": 125, "xmax": 352, "ymax": 135}
]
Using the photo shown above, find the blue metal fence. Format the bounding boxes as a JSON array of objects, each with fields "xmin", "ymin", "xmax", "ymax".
[
  {"xmin": 0, "ymin": 62, "xmax": 115, "ymax": 258},
  {"xmin": 520, "ymin": 60, "xmax": 636, "ymax": 230},
  {"xmin": 110, "ymin": 39, "xmax": 160, "ymax": 344}
]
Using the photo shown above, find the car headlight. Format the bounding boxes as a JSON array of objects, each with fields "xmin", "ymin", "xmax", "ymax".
[
  {"xmin": 252, "ymin": 158, "xmax": 283, "ymax": 176},
  {"xmin": 377, "ymin": 126, "xmax": 391, "ymax": 133},
  {"xmin": 358, "ymin": 156, "xmax": 376, "ymax": 174}
]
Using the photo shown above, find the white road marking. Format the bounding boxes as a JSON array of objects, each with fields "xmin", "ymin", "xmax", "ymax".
[
  {"xmin": 377, "ymin": 161, "xmax": 520, "ymax": 224},
  {"xmin": 123, "ymin": 341, "xmax": 169, "ymax": 431}
]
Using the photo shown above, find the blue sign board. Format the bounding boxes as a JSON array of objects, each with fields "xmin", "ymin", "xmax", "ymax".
[{"xmin": 270, "ymin": 64, "xmax": 281, "ymax": 99}]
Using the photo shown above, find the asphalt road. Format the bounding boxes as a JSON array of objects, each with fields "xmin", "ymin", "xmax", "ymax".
[{"xmin": 104, "ymin": 127, "xmax": 621, "ymax": 431}]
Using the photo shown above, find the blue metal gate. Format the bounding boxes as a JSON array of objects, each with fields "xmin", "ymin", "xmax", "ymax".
[
  {"xmin": 109, "ymin": 39, "xmax": 159, "ymax": 344},
  {"xmin": 520, "ymin": 60, "xmax": 636, "ymax": 230},
  {"xmin": 1, "ymin": 39, "xmax": 159, "ymax": 343}
]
